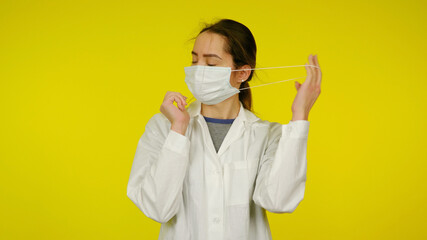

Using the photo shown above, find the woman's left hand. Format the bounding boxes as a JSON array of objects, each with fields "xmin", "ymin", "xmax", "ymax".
[{"xmin": 291, "ymin": 54, "xmax": 322, "ymax": 121}]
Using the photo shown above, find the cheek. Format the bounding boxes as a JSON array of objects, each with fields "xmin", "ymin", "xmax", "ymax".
[
  {"xmin": 230, "ymin": 73, "xmax": 239, "ymax": 85},
  {"xmin": 229, "ymin": 76, "xmax": 238, "ymax": 88}
]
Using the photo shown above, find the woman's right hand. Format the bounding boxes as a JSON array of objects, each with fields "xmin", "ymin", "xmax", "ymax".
[{"xmin": 160, "ymin": 91, "xmax": 190, "ymax": 136}]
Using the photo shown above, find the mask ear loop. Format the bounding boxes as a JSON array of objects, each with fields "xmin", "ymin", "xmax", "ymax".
[
  {"xmin": 239, "ymin": 76, "xmax": 306, "ymax": 90},
  {"xmin": 232, "ymin": 64, "xmax": 321, "ymax": 90},
  {"xmin": 185, "ymin": 95, "xmax": 196, "ymax": 108},
  {"xmin": 231, "ymin": 64, "xmax": 321, "ymax": 71}
]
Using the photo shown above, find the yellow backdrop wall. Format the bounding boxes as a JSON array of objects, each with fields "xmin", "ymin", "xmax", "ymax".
[{"xmin": 0, "ymin": 0, "xmax": 426, "ymax": 239}]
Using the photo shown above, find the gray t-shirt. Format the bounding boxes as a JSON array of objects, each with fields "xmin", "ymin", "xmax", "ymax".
[{"xmin": 203, "ymin": 116, "xmax": 235, "ymax": 153}]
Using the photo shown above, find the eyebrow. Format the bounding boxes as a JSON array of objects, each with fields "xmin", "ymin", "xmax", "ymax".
[{"xmin": 191, "ymin": 51, "xmax": 222, "ymax": 60}]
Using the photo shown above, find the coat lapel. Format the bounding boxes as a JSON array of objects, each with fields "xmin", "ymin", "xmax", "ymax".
[{"xmin": 186, "ymin": 99, "xmax": 260, "ymax": 157}]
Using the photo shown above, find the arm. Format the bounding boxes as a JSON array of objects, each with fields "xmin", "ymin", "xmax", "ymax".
[
  {"xmin": 126, "ymin": 113, "xmax": 191, "ymax": 223},
  {"xmin": 252, "ymin": 120, "xmax": 310, "ymax": 213}
]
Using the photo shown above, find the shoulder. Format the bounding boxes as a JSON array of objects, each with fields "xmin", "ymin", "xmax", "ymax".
[
  {"xmin": 144, "ymin": 112, "xmax": 171, "ymax": 138},
  {"xmin": 254, "ymin": 118, "xmax": 311, "ymax": 140},
  {"xmin": 256, "ymin": 118, "xmax": 311, "ymax": 141},
  {"xmin": 147, "ymin": 112, "xmax": 169, "ymax": 126},
  {"xmin": 244, "ymin": 109, "xmax": 282, "ymax": 134},
  {"xmin": 250, "ymin": 117, "xmax": 283, "ymax": 142}
]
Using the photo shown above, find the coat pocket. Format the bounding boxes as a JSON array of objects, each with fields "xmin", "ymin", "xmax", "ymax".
[
  {"xmin": 224, "ymin": 161, "xmax": 251, "ymax": 206},
  {"xmin": 225, "ymin": 203, "xmax": 250, "ymax": 239}
]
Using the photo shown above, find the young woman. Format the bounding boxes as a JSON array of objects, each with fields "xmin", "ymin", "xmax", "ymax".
[{"xmin": 127, "ymin": 19, "xmax": 321, "ymax": 240}]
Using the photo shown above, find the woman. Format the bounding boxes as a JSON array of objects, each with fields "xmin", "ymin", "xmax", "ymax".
[{"xmin": 127, "ymin": 19, "xmax": 321, "ymax": 240}]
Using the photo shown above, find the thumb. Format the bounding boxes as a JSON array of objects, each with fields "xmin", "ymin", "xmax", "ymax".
[{"xmin": 295, "ymin": 81, "xmax": 301, "ymax": 91}]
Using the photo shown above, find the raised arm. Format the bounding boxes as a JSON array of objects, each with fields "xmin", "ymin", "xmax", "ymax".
[{"xmin": 252, "ymin": 120, "xmax": 310, "ymax": 213}]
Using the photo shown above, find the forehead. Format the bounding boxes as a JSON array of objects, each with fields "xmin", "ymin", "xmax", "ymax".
[{"xmin": 193, "ymin": 31, "xmax": 227, "ymax": 54}]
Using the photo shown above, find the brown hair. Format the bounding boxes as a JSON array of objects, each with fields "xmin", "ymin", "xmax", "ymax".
[{"xmin": 189, "ymin": 19, "xmax": 257, "ymax": 112}]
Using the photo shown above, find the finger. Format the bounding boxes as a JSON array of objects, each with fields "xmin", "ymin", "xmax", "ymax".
[
  {"xmin": 176, "ymin": 95, "xmax": 186, "ymax": 111},
  {"xmin": 305, "ymin": 62, "xmax": 312, "ymax": 83},
  {"xmin": 170, "ymin": 92, "xmax": 186, "ymax": 107},
  {"xmin": 308, "ymin": 54, "xmax": 316, "ymax": 84},
  {"xmin": 178, "ymin": 98, "xmax": 184, "ymax": 111},
  {"xmin": 176, "ymin": 95, "xmax": 185, "ymax": 111},
  {"xmin": 178, "ymin": 93, "xmax": 188, "ymax": 106},
  {"xmin": 312, "ymin": 54, "xmax": 319, "ymax": 84},
  {"xmin": 163, "ymin": 91, "xmax": 172, "ymax": 102},
  {"xmin": 165, "ymin": 91, "xmax": 180, "ymax": 104},
  {"xmin": 179, "ymin": 96, "xmax": 186, "ymax": 109},
  {"xmin": 316, "ymin": 55, "xmax": 322, "ymax": 85},
  {"xmin": 168, "ymin": 93, "xmax": 185, "ymax": 109},
  {"xmin": 168, "ymin": 95, "xmax": 183, "ymax": 111},
  {"xmin": 314, "ymin": 54, "xmax": 320, "ymax": 68},
  {"xmin": 306, "ymin": 58, "xmax": 313, "ymax": 84},
  {"xmin": 312, "ymin": 54, "xmax": 319, "ymax": 67},
  {"xmin": 312, "ymin": 54, "xmax": 321, "ymax": 85},
  {"xmin": 178, "ymin": 92, "xmax": 188, "ymax": 101},
  {"xmin": 314, "ymin": 55, "xmax": 322, "ymax": 85},
  {"xmin": 166, "ymin": 94, "xmax": 177, "ymax": 104}
]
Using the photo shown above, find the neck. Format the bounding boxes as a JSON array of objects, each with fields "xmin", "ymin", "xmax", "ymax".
[{"xmin": 201, "ymin": 95, "xmax": 240, "ymax": 119}]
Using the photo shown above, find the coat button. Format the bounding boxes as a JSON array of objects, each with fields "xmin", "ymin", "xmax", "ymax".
[{"xmin": 213, "ymin": 217, "xmax": 221, "ymax": 223}]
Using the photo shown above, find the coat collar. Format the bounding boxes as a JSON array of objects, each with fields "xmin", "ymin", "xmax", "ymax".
[{"xmin": 186, "ymin": 99, "xmax": 259, "ymax": 123}]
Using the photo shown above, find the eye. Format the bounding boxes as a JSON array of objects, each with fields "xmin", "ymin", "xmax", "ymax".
[{"xmin": 207, "ymin": 64, "xmax": 216, "ymax": 66}]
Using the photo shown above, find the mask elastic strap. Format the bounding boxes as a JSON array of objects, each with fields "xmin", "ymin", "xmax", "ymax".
[
  {"xmin": 231, "ymin": 64, "xmax": 321, "ymax": 71},
  {"xmin": 238, "ymin": 76, "xmax": 306, "ymax": 91}
]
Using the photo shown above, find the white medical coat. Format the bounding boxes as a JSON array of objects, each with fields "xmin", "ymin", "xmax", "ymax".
[{"xmin": 127, "ymin": 99, "xmax": 310, "ymax": 240}]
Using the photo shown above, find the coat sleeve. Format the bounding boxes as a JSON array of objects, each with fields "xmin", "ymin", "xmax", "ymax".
[
  {"xmin": 126, "ymin": 113, "xmax": 191, "ymax": 223},
  {"xmin": 252, "ymin": 120, "xmax": 310, "ymax": 213}
]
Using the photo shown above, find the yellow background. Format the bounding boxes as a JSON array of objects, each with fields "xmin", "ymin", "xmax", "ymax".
[{"xmin": 1, "ymin": 0, "xmax": 426, "ymax": 239}]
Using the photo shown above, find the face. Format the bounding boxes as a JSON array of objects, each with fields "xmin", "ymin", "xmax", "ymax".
[{"xmin": 191, "ymin": 31, "xmax": 251, "ymax": 89}]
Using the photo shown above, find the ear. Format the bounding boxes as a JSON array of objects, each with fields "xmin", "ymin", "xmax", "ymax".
[{"xmin": 237, "ymin": 64, "xmax": 252, "ymax": 83}]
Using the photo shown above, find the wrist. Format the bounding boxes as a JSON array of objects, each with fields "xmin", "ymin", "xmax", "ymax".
[
  {"xmin": 171, "ymin": 122, "xmax": 188, "ymax": 136},
  {"xmin": 292, "ymin": 111, "xmax": 309, "ymax": 121}
]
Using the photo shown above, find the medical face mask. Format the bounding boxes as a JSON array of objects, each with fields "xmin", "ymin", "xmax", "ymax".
[{"xmin": 184, "ymin": 64, "xmax": 320, "ymax": 105}]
